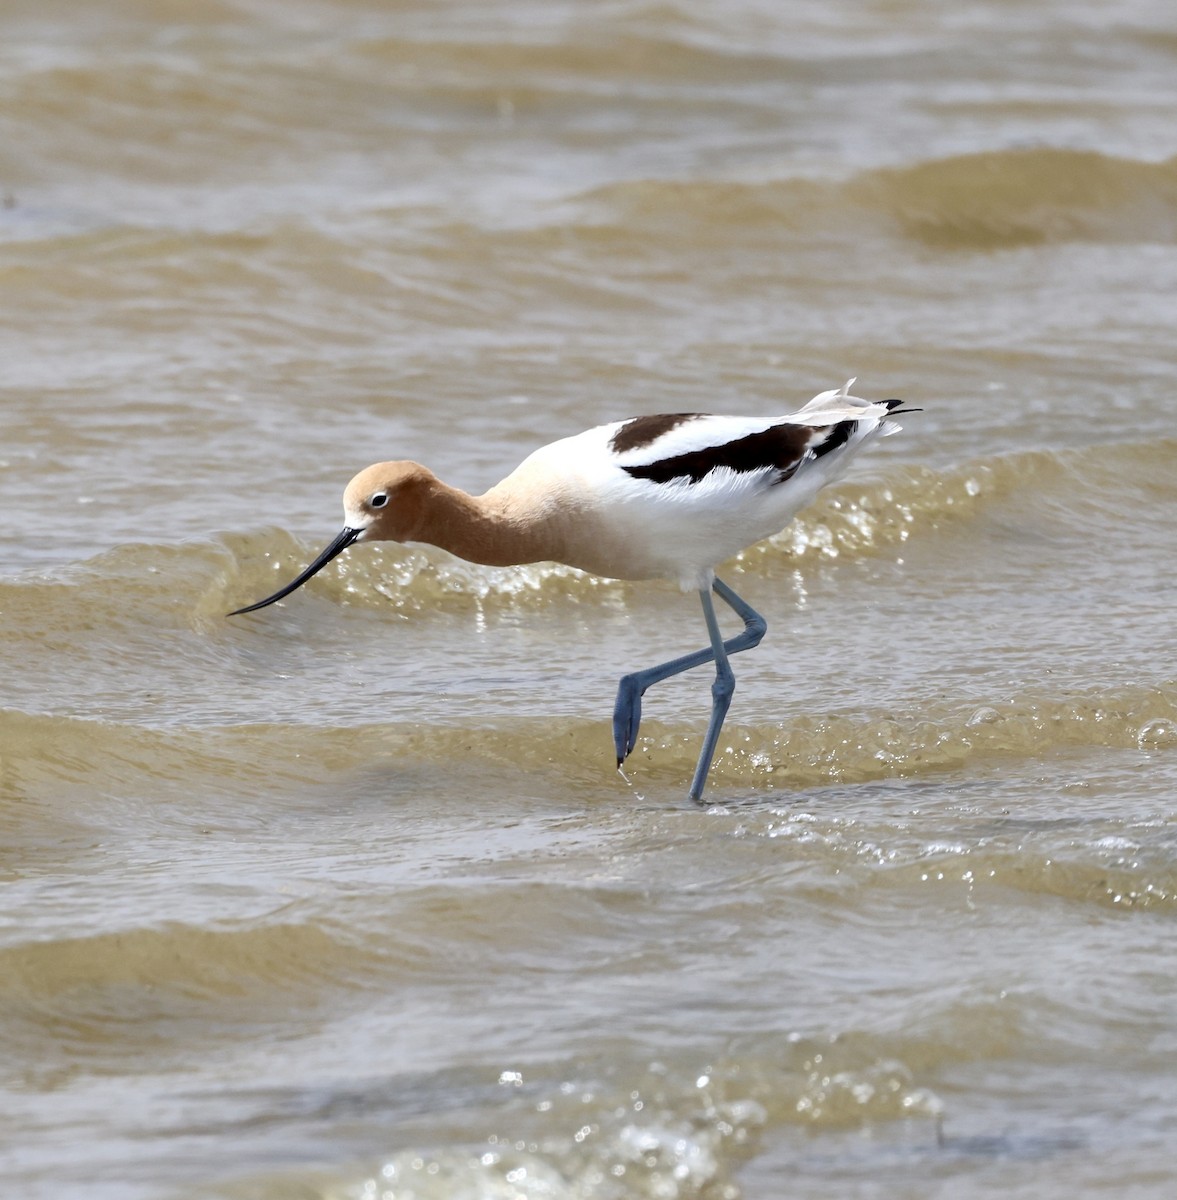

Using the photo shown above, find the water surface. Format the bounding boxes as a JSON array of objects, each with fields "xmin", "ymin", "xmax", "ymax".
[{"xmin": 3, "ymin": 1, "xmax": 1177, "ymax": 1196}]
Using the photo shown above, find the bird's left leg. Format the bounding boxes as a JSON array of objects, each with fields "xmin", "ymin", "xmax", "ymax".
[
  {"xmin": 686, "ymin": 582, "xmax": 757, "ymax": 802},
  {"xmin": 612, "ymin": 577, "xmax": 766, "ymax": 777}
]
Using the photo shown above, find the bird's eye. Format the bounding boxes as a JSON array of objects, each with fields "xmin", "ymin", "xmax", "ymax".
[{"xmin": 369, "ymin": 493, "xmax": 388, "ymax": 509}]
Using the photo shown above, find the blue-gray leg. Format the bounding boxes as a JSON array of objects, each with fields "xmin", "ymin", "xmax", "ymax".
[{"xmin": 612, "ymin": 577, "xmax": 767, "ymax": 800}]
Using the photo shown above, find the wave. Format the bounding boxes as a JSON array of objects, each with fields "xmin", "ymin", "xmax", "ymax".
[
  {"xmin": 8, "ymin": 142, "xmax": 1176, "ymax": 261},
  {"xmin": 323, "ymin": 1049, "xmax": 941, "ymax": 1200},
  {"xmin": 213, "ymin": 435, "xmax": 1177, "ymax": 607},
  {"xmin": 856, "ymin": 148, "xmax": 1177, "ymax": 249},
  {"xmin": 0, "ymin": 917, "xmax": 378, "ymax": 1009},
  {"xmin": 353, "ymin": 29, "xmax": 797, "ymax": 89},
  {"xmin": 621, "ymin": 684, "xmax": 1177, "ymax": 791},
  {"xmin": 4, "ymin": 675, "xmax": 1175, "ymax": 797},
  {"xmin": 196, "ymin": 455, "xmax": 998, "ymax": 613},
  {"xmin": 1, "ymin": 437, "xmax": 1171, "ymax": 621},
  {"xmin": 570, "ymin": 149, "xmax": 1177, "ymax": 250}
]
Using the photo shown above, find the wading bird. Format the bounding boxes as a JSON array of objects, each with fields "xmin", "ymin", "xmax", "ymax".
[{"xmin": 230, "ymin": 380, "xmax": 911, "ymax": 801}]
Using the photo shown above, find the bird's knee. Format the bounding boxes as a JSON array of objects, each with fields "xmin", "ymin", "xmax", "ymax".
[
  {"xmin": 731, "ymin": 616, "xmax": 766, "ymax": 653},
  {"xmin": 615, "ymin": 673, "xmax": 641, "ymax": 698}
]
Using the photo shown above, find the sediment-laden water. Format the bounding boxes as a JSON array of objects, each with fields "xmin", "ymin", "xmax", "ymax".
[{"xmin": 3, "ymin": 1, "xmax": 1176, "ymax": 1196}]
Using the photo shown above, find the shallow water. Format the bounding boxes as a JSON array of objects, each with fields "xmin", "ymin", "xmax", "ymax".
[{"xmin": 3, "ymin": 1, "xmax": 1177, "ymax": 1196}]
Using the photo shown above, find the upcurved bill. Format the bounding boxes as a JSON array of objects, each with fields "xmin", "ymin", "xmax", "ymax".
[{"xmin": 228, "ymin": 527, "xmax": 362, "ymax": 616}]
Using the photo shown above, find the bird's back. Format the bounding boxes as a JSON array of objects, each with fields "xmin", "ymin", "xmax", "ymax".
[{"xmin": 488, "ymin": 382, "xmax": 905, "ymax": 588}]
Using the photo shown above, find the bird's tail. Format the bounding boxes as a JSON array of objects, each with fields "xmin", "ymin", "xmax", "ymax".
[{"xmin": 796, "ymin": 379, "xmax": 917, "ymax": 430}]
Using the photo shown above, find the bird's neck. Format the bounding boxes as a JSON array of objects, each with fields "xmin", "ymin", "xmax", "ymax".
[{"xmin": 411, "ymin": 478, "xmax": 566, "ymax": 568}]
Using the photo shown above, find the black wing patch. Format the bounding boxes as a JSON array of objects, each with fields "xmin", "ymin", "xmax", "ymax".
[
  {"xmin": 622, "ymin": 419, "xmax": 860, "ymax": 485},
  {"xmin": 810, "ymin": 419, "xmax": 854, "ymax": 460},
  {"xmin": 610, "ymin": 412, "xmax": 704, "ymax": 454}
]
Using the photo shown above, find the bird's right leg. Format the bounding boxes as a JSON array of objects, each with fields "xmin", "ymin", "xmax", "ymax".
[{"xmin": 612, "ymin": 577, "xmax": 767, "ymax": 767}]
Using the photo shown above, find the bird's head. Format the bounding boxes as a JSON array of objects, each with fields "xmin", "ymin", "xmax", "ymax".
[
  {"xmin": 228, "ymin": 461, "xmax": 433, "ymax": 616},
  {"xmin": 342, "ymin": 461, "xmax": 436, "ymax": 544}
]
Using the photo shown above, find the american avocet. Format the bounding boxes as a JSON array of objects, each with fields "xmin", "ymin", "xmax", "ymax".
[{"xmin": 230, "ymin": 380, "xmax": 912, "ymax": 801}]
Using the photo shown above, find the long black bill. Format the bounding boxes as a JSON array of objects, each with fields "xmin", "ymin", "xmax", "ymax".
[{"xmin": 228, "ymin": 527, "xmax": 362, "ymax": 616}]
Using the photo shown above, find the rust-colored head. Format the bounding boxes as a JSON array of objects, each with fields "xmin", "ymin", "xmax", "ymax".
[
  {"xmin": 228, "ymin": 461, "xmax": 435, "ymax": 616},
  {"xmin": 341, "ymin": 461, "xmax": 436, "ymax": 545}
]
